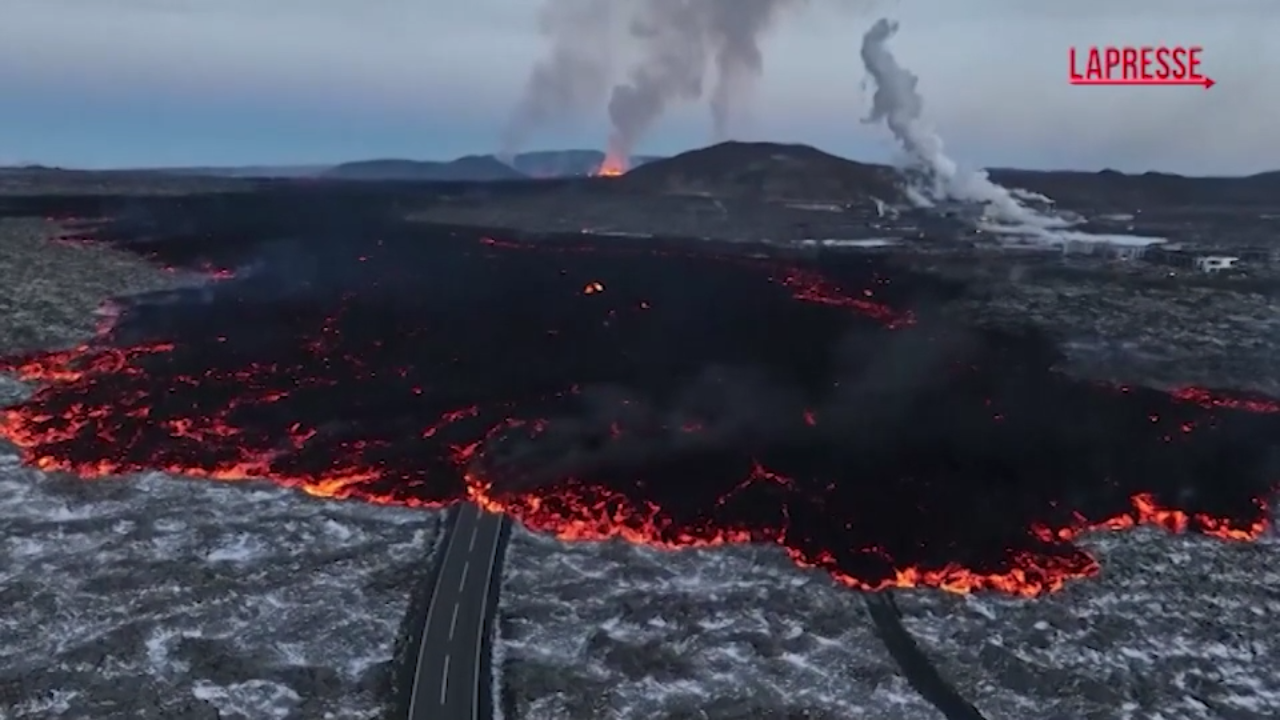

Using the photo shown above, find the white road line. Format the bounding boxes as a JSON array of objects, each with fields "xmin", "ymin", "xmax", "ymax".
[
  {"xmin": 458, "ymin": 561, "xmax": 470, "ymax": 591},
  {"xmin": 440, "ymin": 654, "xmax": 450, "ymax": 704},
  {"xmin": 471, "ymin": 514, "xmax": 506, "ymax": 720},
  {"xmin": 449, "ymin": 603, "xmax": 460, "ymax": 640},
  {"xmin": 469, "ymin": 519, "xmax": 480, "ymax": 550},
  {"xmin": 406, "ymin": 506, "xmax": 474, "ymax": 718}
]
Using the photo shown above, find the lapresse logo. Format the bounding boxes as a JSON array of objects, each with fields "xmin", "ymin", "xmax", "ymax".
[{"xmin": 1069, "ymin": 45, "xmax": 1215, "ymax": 89}]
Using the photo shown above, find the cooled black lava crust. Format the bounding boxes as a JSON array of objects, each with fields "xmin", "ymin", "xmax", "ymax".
[{"xmin": 1, "ymin": 186, "xmax": 1276, "ymax": 595}]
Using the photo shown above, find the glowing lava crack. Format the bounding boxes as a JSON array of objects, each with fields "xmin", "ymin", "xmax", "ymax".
[{"xmin": 2, "ymin": 225, "xmax": 1277, "ymax": 598}]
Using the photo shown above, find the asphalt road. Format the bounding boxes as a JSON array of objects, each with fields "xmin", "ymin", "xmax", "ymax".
[{"xmin": 407, "ymin": 503, "xmax": 511, "ymax": 720}]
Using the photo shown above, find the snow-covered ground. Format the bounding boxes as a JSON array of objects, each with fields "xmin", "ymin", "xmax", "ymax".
[
  {"xmin": 0, "ymin": 448, "xmax": 440, "ymax": 719},
  {"xmin": 499, "ymin": 528, "xmax": 939, "ymax": 719},
  {"xmin": 497, "ymin": 524, "xmax": 1280, "ymax": 720},
  {"xmin": 903, "ymin": 528, "xmax": 1280, "ymax": 720}
]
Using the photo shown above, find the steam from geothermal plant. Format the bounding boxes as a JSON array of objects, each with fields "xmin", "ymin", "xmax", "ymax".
[
  {"xmin": 858, "ymin": 18, "xmax": 1164, "ymax": 247},
  {"xmin": 859, "ymin": 19, "xmax": 1066, "ymax": 230},
  {"xmin": 503, "ymin": 0, "xmax": 805, "ymax": 168}
]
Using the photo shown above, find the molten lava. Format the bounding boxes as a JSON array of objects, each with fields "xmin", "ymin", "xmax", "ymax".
[
  {"xmin": 1, "ymin": 193, "xmax": 1276, "ymax": 599},
  {"xmin": 594, "ymin": 151, "xmax": 627, "ymax": 177}
]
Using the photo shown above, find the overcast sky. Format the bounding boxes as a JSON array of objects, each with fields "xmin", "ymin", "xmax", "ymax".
[{"xmin": 0, "ymin": 0, "xmax": 1275, "ymax": 173}]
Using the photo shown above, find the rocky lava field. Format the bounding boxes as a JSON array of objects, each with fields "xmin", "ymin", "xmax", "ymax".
[{"xmin": 0, "ymin": 188, "xmax": 1276, "ymax": 603}]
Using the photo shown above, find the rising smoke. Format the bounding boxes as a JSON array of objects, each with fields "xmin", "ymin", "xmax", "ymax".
[
  {"xmin": 858, "ymin": 19, "xmax": 1067, "ymax": 231},
  {"xmin": 704, "ymin": 0, "xmax": 808, "ymax": 140},
  {"xmin": 606, "ymin": 0, "xmax": 805, "ymax": 163},
  {"xmin": 859, "ymin": 18, "xmax": 1169, "ymax": 248},
  {"xmin": 506, "ymin": 0, "xmax": 804, "ymax": 166},
  {"xmin": 500, "ymin": 0, "xmax": 622, "ymax": 159}
]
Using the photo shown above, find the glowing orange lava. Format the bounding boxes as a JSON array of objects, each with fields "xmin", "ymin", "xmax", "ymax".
[
  {"xmin": 462, "ymin": 463, "xmax": 1269, "ymax": 598},
  {"xmin": 1, "ymin": 307, "xmax": 1272, "ymax": 598},
  {"xmin": 594, "ymin": 151, "xmax": 627, "ymax": 177}
]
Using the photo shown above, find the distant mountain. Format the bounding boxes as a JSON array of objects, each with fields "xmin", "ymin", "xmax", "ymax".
[
  {"xmin": 322, "ymin": 150, "xmax": 662, "ymax": 181},
  {"xmin": 323, "ymin": 155, "xmax": 527, "ymax": 182},
  {"xmin": 988, "ymin": 166, "xmax": 1280, "ymax": 208},
  {"xmin": 508, "ymin": 150, "xmax": 663, "ymax": 178},
  {"xmin": 151, "ymin": 165, "xmax": 330, "ymax": 179},
  {"xmin": 612, "ymin": 141, "xmax": 902, "ymax": 202}
]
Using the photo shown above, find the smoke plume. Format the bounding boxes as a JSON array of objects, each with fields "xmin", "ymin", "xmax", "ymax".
[
  {"xmin": 507, "ymin": 0, "xmax": 802, "ymax": 166},
  {"xmin": 605, "ymin": 0, "xmax": 803, "ymax": 164},
  {"xmin": 704, "ymin": 0, "xmax": 804, "ymax": 140},
  {"xmin": 604, "ymin": 1, "xmax": 710, "ymax": 164},
  {"xmin": 500, "ymin": 0, "xmax": 622, "ymax": 158},
  {"xmin": 858, "ymin": 19, "xmax": 1168, "ymax": 248},
  {"xmin": 858, "ymin": 19, "xmax": 1063, "ymax": 230}
]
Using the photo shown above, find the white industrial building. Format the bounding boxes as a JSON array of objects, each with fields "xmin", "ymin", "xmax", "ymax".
[{"xmin": 1194, "ymin": 256, "xmax": 1240, "ymax": 273}]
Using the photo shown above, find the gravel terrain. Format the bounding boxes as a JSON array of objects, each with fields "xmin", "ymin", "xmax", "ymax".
[{"xmin": 0, "ymin": 218, "xmax": 442, "ymax": 719}]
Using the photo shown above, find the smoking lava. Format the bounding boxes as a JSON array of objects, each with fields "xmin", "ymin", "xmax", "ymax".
[{"xmin": 2, "ymin": 191, "xmax": 1277, "ymax": 598}]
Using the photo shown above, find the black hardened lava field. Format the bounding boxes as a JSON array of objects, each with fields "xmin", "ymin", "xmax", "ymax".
[{"xmin": 2, "ymin": 185, "xmax": 1277, "ymax": 597}]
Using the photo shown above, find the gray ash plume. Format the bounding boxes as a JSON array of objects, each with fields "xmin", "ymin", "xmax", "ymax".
[
  {"xmin": 703, "ymin": 0, "xmax": 805, "ymax": 141},
  {"xmin": 500, "ymin": 0, "xmax": 624, "ymax": 159},
  {"xmin": 506, "ymin": 0, "xmax": 806, "ymax": 168}
]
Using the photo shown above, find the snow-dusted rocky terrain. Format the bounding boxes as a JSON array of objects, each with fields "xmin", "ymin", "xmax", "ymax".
[
  {"xmin": 0, "ymin": 452, "xmax": 440, "ymax": 719},
  {"xmin": 900, "ymin": 527, "xmax": 1280, "ymax": 720},
  {"xmin": 497, "ymin": 524, "xmax": 1280, "ymax": 720}
]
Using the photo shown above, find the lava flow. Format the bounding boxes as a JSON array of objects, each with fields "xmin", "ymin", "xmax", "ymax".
[{"xmin": 1, "ymin": 191, "xmax": 1277, "ymax": 598}]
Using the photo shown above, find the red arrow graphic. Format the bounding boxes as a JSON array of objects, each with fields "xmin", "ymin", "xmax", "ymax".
[{"xmin": 1069, "ymin": 76, "xmax": 1215, "ymax": 89}]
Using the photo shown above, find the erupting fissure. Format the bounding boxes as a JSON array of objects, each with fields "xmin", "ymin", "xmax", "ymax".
[
  {"xmin": 593, "ymin": 150, "xmax": 628, "ymax": 177},
  {"xmin": 1, "ymin": 222, "xmax": 1276, "ymax": 599}
]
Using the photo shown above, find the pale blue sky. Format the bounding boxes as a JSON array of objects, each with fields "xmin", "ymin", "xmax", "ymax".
[{"xmin": 1, "ymin": 0, "xmax": 1275, "ymax": 173}]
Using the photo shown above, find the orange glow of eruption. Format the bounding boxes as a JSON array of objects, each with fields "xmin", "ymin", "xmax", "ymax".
[
  {"xmin": 464, "ymin": 463, "xmax": 1270, "ymax": 598},
  {"xmin": 583, "ymin": 281, "xmax": 605, "ymax": 295},
  {"xmin": 593, "ymin": 152, "xmax": 627, "ymax": 177}
]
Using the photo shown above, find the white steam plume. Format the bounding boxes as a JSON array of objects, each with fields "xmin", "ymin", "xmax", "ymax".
[
  {"xmin": 859, "ymin": 20, "xmax": 1164, "ymax": 246},
  {"xmin": 859, "ymin": 19, "xmax": 1067, "ymax": 230}
]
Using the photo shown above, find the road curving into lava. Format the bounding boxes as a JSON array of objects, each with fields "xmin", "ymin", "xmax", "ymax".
[{"xmin": 407, "ymin": 502, "xmax": 511, "ymax": 720}]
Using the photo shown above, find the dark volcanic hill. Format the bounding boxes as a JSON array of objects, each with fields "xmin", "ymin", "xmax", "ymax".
[
  {"xmin": 613, "ymin": 141, "xmax": 902, "ymax": 203},
  {"xmin": 324, "ymin": 155, "xmax": 527, "ymax": 182}
]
